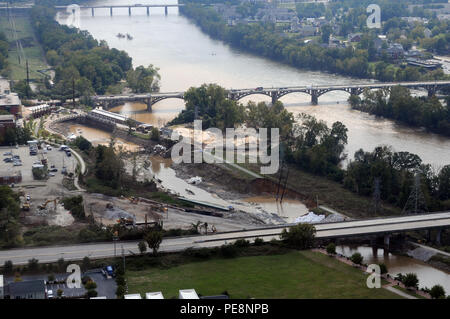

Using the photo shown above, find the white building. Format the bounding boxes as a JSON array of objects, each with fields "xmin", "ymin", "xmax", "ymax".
[
  {"xmin": 179, "ymin": 289, "xmax": 199, "ymax": 299},
  {"xmin": 0, "ymin": 275, "xmax": 4, "ymax": 299},
  {"xmin": 145, "ymin": 291, "xmax": 164, "ymax": 299},
  {"xmin": 124, "ymin": 293, "xmax": 142, "ymax": 299}
]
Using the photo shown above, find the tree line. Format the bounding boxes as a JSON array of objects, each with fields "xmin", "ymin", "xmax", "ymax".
[
  {"xmin": 0, "ymin": 32, "xmax": 9, "ymax": 76},
  {"xmin": 29, "ymin": 5, "xmax": 133, "ymax": 100},
  {"xmin": 349, "ymin": 86, "xmax": 450, "ymax": 137}
]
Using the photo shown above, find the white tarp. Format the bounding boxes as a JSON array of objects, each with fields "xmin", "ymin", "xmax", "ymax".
[
  {"xmin": 187, "ymin": 176, "xmax": 202, "ymax": 185},
  {"xmin": 294, "ymin": 212, "xmax": 325, "ymax": 224}
]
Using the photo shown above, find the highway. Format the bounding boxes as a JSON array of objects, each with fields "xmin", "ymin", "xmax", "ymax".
[{"xmin": 0, "ymin": 212, "xmax": 449, "ymax": 265}]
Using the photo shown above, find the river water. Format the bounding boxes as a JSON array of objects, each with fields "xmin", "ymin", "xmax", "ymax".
[
  {"xmin": 336, "ymin": 245, "xmax": 450, "ymax": 293},
  {"xmin": 56, "ymin": 0, "xmax": 450, "ymax": 169}
]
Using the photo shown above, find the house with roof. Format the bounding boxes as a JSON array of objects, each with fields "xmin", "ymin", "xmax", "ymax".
[{"xmin": 5, "ymin": 280, "xmax": 46, "ymax": 299}]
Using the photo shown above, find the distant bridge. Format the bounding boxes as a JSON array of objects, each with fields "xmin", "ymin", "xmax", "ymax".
[
  {"xmin": 54, "ymin": 3, "xmax": 184, "ymax": 16},
  {"xmin": 92, "ymin": 81, "xmax": 450, "ymax": 111}
]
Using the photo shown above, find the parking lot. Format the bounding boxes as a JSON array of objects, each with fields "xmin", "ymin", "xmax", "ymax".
[{"xmin": 0, "ymin": 144, "xmax": 80, "ymax": 225}]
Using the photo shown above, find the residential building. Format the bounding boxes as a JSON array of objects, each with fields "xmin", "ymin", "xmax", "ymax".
[{"xmin": 348, "ymin": 32, "xmax": 362, "ymax": 42}]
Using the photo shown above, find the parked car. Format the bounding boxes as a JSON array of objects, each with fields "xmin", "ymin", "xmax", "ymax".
[
  {"xmin": 3, "ymin": 158, "xmax": 12, "ymax": 162},
  {"xmin": 3, "ymin": 152, "xmax": 12, "ymax": 156},
  {"xmin": 49, "ymin": 172, "xmax": 55, "ymax": 177},
  {"xmin": 50, "ymin": 168, "xmax": 58, "ymax": 172},
  {"xmin": 13, "ymin": 161, "xmax": 22, "ymax": 166},
  {"xmin": 26, "ymin": 194, "xmax": 30, "ymax": 201},
  {"xmin": 47, "ymin": 146, "xmax": 52, "ymax": 150}
]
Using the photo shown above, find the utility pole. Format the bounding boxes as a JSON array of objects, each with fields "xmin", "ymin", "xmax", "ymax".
[
  {"xmin": 26, "ymin": 59, "xmax": 30, "ymax": 98},
  {"xmin": 280, "ymin": 165, "xmax": 290, "ymax": 203},
  {"xmin": 372, "ymin": 177, "xmax": 381, "ymax": 215},
  {"xmin": 402, "ymin": 172, "xmax": 428, "ymax": 215},
  {"xmin": 72, "ymin": 77, "xmax": 75, "ymax": 109},
  {"xmin": 121, "ymin": 245, "xmax": 125, "ymax": 273}
]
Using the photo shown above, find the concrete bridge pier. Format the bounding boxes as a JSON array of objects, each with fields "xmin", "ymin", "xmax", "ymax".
[
  {"xmin": 91, "ymin": 7, "xmax": 94, "ymax": 16},
  {"xmin": 311, "ymin": 90, "xmax": 318, "ymax": 105},
  {"xmin": 165, "ymin": 6, "xmax": 168, "ymax": 15},
  {"xmin": 271, "ymin": 93, "xmax": 278, "ymax": 105},
  {"xmin": 436, "ymin": 229, "xmax": 442, "ymax": 245},
  {"xmin": 128, "ymin": 6, "xmax": 131, "ymax": 16},
  {"xmin": 383, "ymin": 234, "xmax": 390, "ymax": 251},
  {"xmin": 146, "ymin": 6, "xmax": 149, "ymax": 16},
  {"xmin": 110, "ymin": 7, "xmax": 113, "ymax": 16},
  {"xmin": 146, "ymin": 98, "xmax": 152, "ymax": 112}
]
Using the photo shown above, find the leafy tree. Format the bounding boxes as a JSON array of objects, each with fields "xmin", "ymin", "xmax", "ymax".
[
  {"xmin": 126, "ymin": 65, "xmax": 160, "ymax": 93},
  {"xmin": 144, "ymin": 230, "xmax": 163, "ymax": 256},
  {"xmin": 85, "ymin": 280, "xmax": 97, "ymax": 290},
  {"xmin": 320, "ymin": 24, "xmax": 332, "ymax": 43},
  {"xmin": 138, "ymin": 241, "xmax": 147, "ymax": 254},
  {"xmin": 280, "ymin": 223, "xmax": 316, "ymax": 249},
  {"xmin": 3, "ymin": 260, "xmax": 13, "ymax": 274},
  {"xmin": 429, "ymin": 284, "xmax": 446, "ymax": 299},
  {"xmin": 116, "ymin": 285, "xmax": 126, "ymax": 298},
  {"xmin": 72, "ymin": 136, "xmax": 92, "ymax": 152},
  {"xmin": 87, "ymin": 289, "xmax": 98, "ymax": 298},
  {"xmin": 350, "ymin": 252, "xmax": 363, "ymax": 265},
  {"xmin": 326, "ymin": 243, "xmax": 336, "ymax": 255},
  {"xmin": 170, "ymin": 83, "xmax": 245, "ymax": 130},
  {"xmin": 48, "ymin": 274, "xmax": 55, "ymax": 282},
  {"xmin": 379, "ymin": 263, "xmax": 388, "ymax": 275},
  {"xmin": 403, "ymin": 273, "xmax": 419, "ymax": 289},
  {"xmin": 28, "ymin": 258, "xmax": 39, "ymax": 272},
  {"xmin": 82, "ymin": 256, "xmax": 91, "ymax": 271},
  {"xmin": 150, "ymin": 127, "xmax": 160, "ymax": 142}
]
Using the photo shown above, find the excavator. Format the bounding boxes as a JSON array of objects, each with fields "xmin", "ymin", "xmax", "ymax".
[{"xmin": 38, "ymin": 198, "xmax": 58, "ymax": 210}]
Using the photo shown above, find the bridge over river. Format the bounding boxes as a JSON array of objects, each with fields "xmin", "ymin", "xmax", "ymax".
[
  {"xmin": 92, "ymin": 80, "xmax": 450, "ymax": 111},
  {"xmin": 54, "ymin": 3, "xmax": 184, "ymax": 16}
]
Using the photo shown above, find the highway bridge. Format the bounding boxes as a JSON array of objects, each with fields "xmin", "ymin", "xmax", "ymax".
[
  {"xmin": 0, "ymin": 212, "xmax": 448, "ymax": 265},
  {"xmin": 92, "ymin": 80, "xmax": 450, "ymax": 111}
]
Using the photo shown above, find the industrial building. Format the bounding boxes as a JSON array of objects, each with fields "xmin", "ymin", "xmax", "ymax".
[
  {"xmin": 0, "ymin": 170, "xmax": 22, "ymax": 185},
  {"xmin": 0, "ymin": 77, "xmax": 21, "ymax": 116}
]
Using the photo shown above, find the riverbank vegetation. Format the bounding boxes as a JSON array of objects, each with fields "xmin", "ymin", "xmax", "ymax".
[
  {"xmin": 0, "ymin": 31, "xmax": 9, "ymax": 76},
  {"xmin": 29, "ymin": 5, "xmax": 132, "ymax": 100},
  {"xmin": 349, "ymin": 86, "xmax": 450, "ymax": 137},
  {"xmin": 180, "ymin": 1, "xmax": 449, "ymax": 82}
]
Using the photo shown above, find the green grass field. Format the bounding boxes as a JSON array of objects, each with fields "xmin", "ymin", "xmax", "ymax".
[
  {"xmin": 126, "ymin": 251, "xmax": 402, "ymax": 299},
  {"xmin": 0, "ymin": 15, "xmax": 49, "ymax": 80}
]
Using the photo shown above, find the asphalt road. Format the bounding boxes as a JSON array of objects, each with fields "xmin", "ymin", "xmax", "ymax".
[{"xmin": 1, "ymin": 212, "xmax": 449, "ymax": 265}]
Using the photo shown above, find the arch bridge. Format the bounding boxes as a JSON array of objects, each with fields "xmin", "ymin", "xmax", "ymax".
[{"xmin": 91, "ymin": 80, "xmax": 450, "ymax": 111}]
